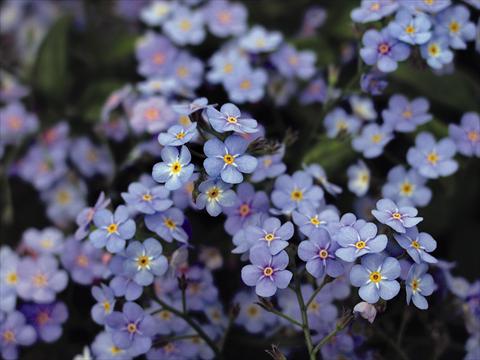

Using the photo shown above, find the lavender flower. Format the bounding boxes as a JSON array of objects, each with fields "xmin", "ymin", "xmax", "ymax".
[
  {"xmin": 89, "ymin": 205, "xmax": 136, "ymax": 253},
  {"xmin": 382, "ymin": 94, "xmax": 432, "ymax": 133},
  {"xmin": 448, "ymin": 112, "xmax": 480, "ymax": 157},
  {"xmin": 91, "ymin": 284, "xmax": 116, "ymax": 325},
  {"xmin": 304, "ymin": 163, "xmax": 343, "ymax": 196},
  {"xmin": 124, "ymin": 238, "xmax": 168, "ymax": 286},
  {"xmin": 335, "ymin": 221, "xmax": 387, "ymax": 262},
  {"xmin": 351, "ymin": 0, "xmax": 398, "ymax": 23},
  {"xmin": 0, "ymin": 247, "xmax": 19, "ymax": 312},
  {"xmin": 415, "ymin": 0, "xmax": 451, "ymax": 13},
  {"xmin": 136, "ymin": 33, "xmax": 177, "ymax": 77},
  {"xmin": 22, "ymin": 227, "xmax": 63, "ymax": 255},
  {"xmin": 91, "ymin": 331, "xmax": 132, "ymax": 360},
  {"xmin": 140, "ymin": 1, "xmax": 174, "ymax": 26},
  {"xmin": 292, "ymin": 202, "xmax": 340, "ymax": 237},
  {"xmin": 420, "ymin": 37, "xmax": 454, "ymax": 69},
  {"xmin": 234, "ymin": 290, "xmax": 277, "ymax": 333},
  {"xmin": 204, "ymin": 0, "xmax": 247, "ymax": 38},
  {"xmin": 130, "ymin": 96, "xmax": 176, "ymax": 134},
  {"xmin": 206, "ymin": 103, "xmax": 258, "ymax": 134},
  {"xmin": 435, "ymin": 5, "xmax": 476, "ymax": 50},
  {"xmin": 122, "ymin": 182, "xmax": 172, "ymax": 215},
  {"xmin": 394, "ymin": 227, "xmax": 437, "ymax": 264},
  {"xmin": 61, "ymin": 238, "xmax": 106, "ymax": 285},
  {"xmin": 382, "ymin": 165, "xmax": 432, "ymax": 207},
  {"xmin": 0, "ymin": 311, "xmax": 36, "ymax": 360},
  {"xmin": 250, "ymin": 147, "xmax": 287, "ymax": 183},
  {"xmin": 0, "ymin": 102, "xmax": 38, "ymax": 144},
  {"xmin": 324, "ymin": 108, "xmax": 361, "ymax": 138},
  {"xmin": 203, "ymin": 135, "xmax": 257, "ymax": 184},
  {"xmin": 300, "ymin": 77, "xmax": 327, "ymax": 104},
  {"xmin": 352, "ymin": 123, "xmax": 393, "ymax": 158},
  {"xmin": 241, "ymin": 246, "xmax": 293, "ymax": 297},
  {"xmin": 21, "ymin": 302, "xmax": 68, "ymax": 343},
  {"xmin": 350, "ymin": 254, "xmax": 401, "ymax": 304},
  {"xmin": 407, "ymin": 132, "xmax": 458, "ymax": 179},
  {"xmin": 224, "ymin": 68, "xmax": 268, "ymax": 103},
  {"xmin": 298, "ymin": 228, "xmax": 344, "ymax": 279},
  {"xmin": 196, "ymin": 179, "xmax": 237, "ymax": 217},
  {"xmin": 70, "ymin": 138, "xmax": 113, "ymax": 178},
  {"xmin": 350, "ymin": 95, "xmax": 377, "ymax": 121},
  {"xmin": 372, "ymin": 198, "xmax": 423, "ymax": 233},
  {"xmin": 158, "ymin": 123, "xmax": 197, "ymax": 146},
  {"xmin": 171, "ymin": 51, "xmax": 204, "ymax": 90},
  {"xmin": 388, "ymin": 10, "xmax": 432, "ymax": 45},
  {"xmin": 152, "ymin": 145, "xmax": 194, "ymax": 191},
  {"xmin": 270, "ymin": 44, "xmax": 316, "ymax": 80},
  {"xmin": 105, "ymin": 302, "xmax": 156, "ymax": 356},
  {"xmin": 145, "ymin": 207, "xmax": 188, "ymax": 243},
  {"xmin": 239, "ymin": 25, "xmax": 282, "ymax": 53},
  {"xmin": 406, "ymin": 263, "xmax": 435, "ymax": 309},
  {"xmin": 244, "ymin": 217, "xmax": 294, "ymax": 255},
  {"xmin": 347, "ymin": 160, "xmax": 370, "ymax": 197},
  {"xmin": 360, "ymin": 71, "xmax": 388, "ymax": 96},
  {"xmin": 359, "ymin": 28, "xmax": 410, "ymax": 72},
  {"xmin": 163, "ymin": 6, "xmax": 205, "ymax": 45}
]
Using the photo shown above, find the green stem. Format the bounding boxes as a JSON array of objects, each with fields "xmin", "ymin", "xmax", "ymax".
[
  {"xmin": 305, "ymin": 276, "xmax": 331, "ymax": 307},
  {"xmin": 153, "ymin": 298, "xmax": 222, "ymax": 358},
  {"xmin": 265, "ymin": 307, "xmax": 303, "ymax": 328},
  {"xmin": 312, "ymin": 315, "xmax": 353, "ymax": 355}
]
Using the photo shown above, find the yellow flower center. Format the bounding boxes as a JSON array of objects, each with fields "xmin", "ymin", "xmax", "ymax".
[
  {"xmin": 56, "ymin": 190, "xmax": 71, "ymax": 205},
  {"xmin": 144, "ymin": 108, "xmax": 159, "ymax": 121},
  {"xmin": 288, "ymin": 55, "xmax": 299, "ymax": 65},
  {"xmin": 76, "ymin": 255, "xmax": 89, "ymax": 267},
  {"xmin": 153, "ymin": 52, "xmax": 166, "ymax": 65},
  {"xmin": 142, "ymin": 193, "xmax": 152, "ymax": 201},
  {"xmin": 371, "ymin": 133, "xmax": 382, "ymax": 144},
  {"xmin": 411, "ymin": 240, "xmax": 421, "ymax": 249},
  {"xmin": 127, "ymin": 323, "xmax": 137, "ymax": 333},
  {"xmin": 111, "ymin": 346, "xmax": 123, "ymax": 355},
  {"xmin": 402, "ymin": 109, "xmax": 413, "ymax": 119},
  {"xmin": 164, "ymin": 218, "xmax": 176, "ymax": 229},
  {"xmin": 263, "ymin": 266, "xmax": 274, "ymax": 277},
  {"xmin": 355, "ymin": 241, "xmax": 366, "ymax": 250},
  {"xmin": 428, "ymin": 43, "xmax": 440, "ymax": 57},
  {"xmin": 400, "ymin": 181, "xmax": 414, "ymax": 196},
  {"xmin": 175, "ymin": 131, "xmax": 186, "ymax": 140},
  {"xmin": 159, "ymin": 310, "xmax": 172, "ymax": 320},
  {"xmin": 411, "ymin": 278, "xmax": 420, "ymax": 292},
  {"xmin": 290, "ymin": 189, "xmax": 303, "ymax": 201},
  {"xmin": 392, "ymin": 212, "xmax": 402, "ymax": 220},
  {"xmin": 369, "ymin": 271, "xmax": 382, "ymax": 283},
  {"xmin": 218, "ymin": 10, "xmax": 232, "ymax": 24},
  {"xmin": 33, "ymin": 273, "xmax": 48, "ymax": 287},
  {"xmin": 179, "ymin": 19, "xmax": 192, "ymax": 31},
  {"xmin": 223, "ymin": 63, "xmax": 233, "ymax": 74},
  {"xmin": 378, "ymin": 43, "xmax": 390, "ymax": 55},
  {"xmin": 405, "ymin": 25, "xmax": 416, "ymax": 34},
  {"xmin": 136, "ymin": 255, "xmax": 151, "ymax": 269},
  {"xmin": 359, "ymin": 172, "xmax": 370, "ymax": 183},
  {"xmin": 176, "ymin": 66, "xmax": 189, "ymax": 78},
  {"xmin": 449, "ymin": 21, "xmax": 460, "ymax": 34},
  {"xmin": 40, "ymin": 238, "xmax": 53, "ymax": 249},
  {"xmin": 107, "ymin": 223, "xmax": 118, "ymax": 234},
  {"xmin": 264, "ymin": 233, "xmax": 275, "ymax": 242},
  {"xmin": 336, "ymin": 120, "xmax": 348, "ymax": 131},
  {"xmin": 426, "ymin": 151, "xmax": 439, "ymax": 165},
  {"xmin": 87, "ymin": 149, "xmax": 98, "ymax": 163},
  {"xmin": 310, "ymin": 216, "xmax": 320, "ymax": 226},
  {"xmin": 263, "ymin": 157, "xmax": 273, "ymax": 167},
  {"xmin": 247, "ymin": 305, "xmax": 259, "ymax": 317},
  {"xmin": 179, "ymin": 115, "xmax": 191, "ymax": 126},
  {"xmin": 308, "ymin": 300, "xmax": 319, "ymax": 311},
  {"xmin": 7, "ymin": 116, "xmax": 22, "ymax": 130},
  {"xmin": 2, "ymin": 330, "xmax": 15, "ymax": 343},
  {"xmin": 223, "ymin": 154, "xmax": 234, "ymax": 164},
  {"xmin": 319, "ymin": 249, "xmax": 329, "ymax": 259},
  {"xmin": 239, "ymin": 203, "xmax": 250, "ymax": 217},
  {"xmin": 6, "ymin": 272, "xmax": 17, "ymax": 284},
  {"xmin": 170, "ymin": 161, "xmax": 182, "ymax": 174},
  {"xmin": 239, "ymin": 79, "xmax": 251, "ymax": 90},
  {"xmin": 370, "ymin": 2, "xmax": 380, "ymax": 11},
  {"xmin": 207, "ymin": 186, "xmax": 221, "ymax": 200},
  {"xmin": 227, "ymin": 116, "xmax": 238, "ymax": 124},
  {"xmin": 467, "ymin": 130, "xmax": 479, "ymax": 142},
  {"xmin": 103, "ymin": 301, "xmax": 111, "ymax": 312}
]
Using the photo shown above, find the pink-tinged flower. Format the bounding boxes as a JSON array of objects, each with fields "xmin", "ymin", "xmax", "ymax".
[{"xmin": 130, "ymin": 96, "xmax": 176, "ymax": 134}]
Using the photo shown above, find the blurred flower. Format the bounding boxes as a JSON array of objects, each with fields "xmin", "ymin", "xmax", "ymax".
[
  {"xmin": 0, "ymin": 102, "xmax": 38, "ymax": 145},
  {"xmin": 448, "ymin": 112, "xmax": 480, "ymax": 157},
  {"xmin": 347, "ymin": 160, "xmax": 370, "ymax": 197},
  {"xmin": 351, "ymin": 0, "xmax": 398, "ymax": 23},
  {"xmin": 224, "ymin": 68, "xmax": 268, "ymax": 103},
  {"xmin": 22, "ymin": 227, "xmax": 63, "ymax": 255},
  {"xmin": 163, "ymin": 6, "xmax": 205, "ymax": 45},
  {"xmin": 324, "ymin": 107, "xmax": 361, "ymax": 139},
  {"xmin": 353, "ymin": 302, "xmax": 377, "ymax": 323},
  {"xmin": 204, "ymin": 0, "xmax": 247, "ymax": 38},
  {"xmin": 122, "ymin": 182, "xmax": 172, "ymax": 215},
  {"xmin": 352, "ymin": 123, "xmax": 393, "ymax": 158},
  {"xmin": 270, "ymin": 44, "xmax": 316, "ymax": 80},
  {"xmin": 239, "ymin": 25, "xmax": 282, "ymax": 53},
  {"xmin": 91, "ymin": 284, "xmax": 116, "ymax": 325},
  {"xmin": 435, "ymin": 5, "xmax": 476, "ymax": 49},
  {"xmin": 0, "ymin": 311, "xmax": 36, "ymax": 360},
  {"xmin": 382, "ymin": 94, "xmax": 432, "ymax": 133},
  {"xmin": 21, "ymin": 302, "xmax": 68, "ymax": 343},
  {"xmin": 382, "ymin": 165, "xmax": 432, "ymax": 207}
]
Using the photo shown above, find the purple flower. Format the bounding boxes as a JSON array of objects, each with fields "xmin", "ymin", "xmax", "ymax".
[
  {"xmin": 360, "ymin": 28, "xmax": 410, "ymax": 72},
  {"xmin": 163, "ymin": 6, "xmax": 205, "ymax": 45},
  {"xmin": 415, "ymin": 0, "xmax": 451, "ymax": 13},
  {"xmin": 234, "ymin": 290, "xmax": 277, "ymax": 333},
  {"xmin": 224, "ymin": 68, "xmax": 268, "ymax": 103},
  {"xmin": 148, "ymin": 300, "xmax": 188, "ymax": 335},
  {"xmin": 394, "ymin": 227, "xmax": 437, "ymax": 264},
  {"xmin": 407, "ymin": 132, "xmax": 458, "ymax": 179},
  {"xmin": 91, "ymin": 331, "xmax": 132, "ymax": 360},
  {"xmin": 241, "ymin": 246, "xmax": 292, "ymax": 297},
  {"xmin": 203, "ymin": 135, "xmax": 257, "ymax": 184},
  {"xmin": 136, "ymin": 33, "xmax": 177, "ymax": 77},
  {"xmin": 206, "ymin": 48, "xmax": 250, "ymax": 85},
  {"xmin": 196, "ymin": 179, "xmax": 237, "ymax": 217},
  {"xmin": 175, "ymin": 266, "xmax": 219, "ymax": 310},
  {"xmin": 75, "ymin": 191, "xmax": 110, "ymax": 240},
  {"xmin": 448, "ymin": 112, "xmax": 480, "ymax": 157},
  {"xmin": 420, "ymin": 36, "xmax": 453, "ymax": 69},
  {"xmin": 298, "ymin": 228, "xmax": 344, "ymax": 279},
  {"xmin": 0, "ymin": 247, "xmax": 19, "ymax": 312},
  {"xmin": 60, "ymin": 238, "xmax": 106, "ymax": 285},
  {"xmin": 0, "ymin": 311, "xmax": 36, "ymax": 360},
  {"xmin": 17, "ymin": 256, "xmax": 68, "ymax": 304},
  {"xmin": 271, "ymin": 170, "xmax": 324, "ymax": 214},
  {"xmin": 270, "ymin": 44, "xmax": 316, "ymax": 80},
  {"xmin": 435, "ymin": 5, "xmax": 476, "ymax": 49},
  {"xmin": 21, "ymin": 302, "xmax": 68, "ymax": 343},
  {"xmin": 372, "ymin": 198, "xmax": 423, "ymax": 233},
  {"xmin": 152, "ymin": 146, "xmax": 195, "ymax": 191},
  {"xmin": 382, "ymin": 165, "xmax": 432, "ymax": 207},
  {"xmin": 387, "ymin": 10, "xmax": 432, "ymax": 45},
  {"xmin": 91, "ymin": 284, "xmax": 116, "ymax": 325},
  {"xmin": 352, "ymin": 123, "xmax": 393, "ymax": 158},
  {"xmin": 382, "ymin": 94, "xmax": 432, "ymax": 133},
  {"xmin": 172, "ymin": 51, "xmax": 204, "ymax": 90},
  {"xmin": 206, "ymin": 103, "xmax": 258, "ymax": 134},
  {"xmin": 239, "ymin": 25, "xmax": 282, "ymax": 53},
  {"xmin": 224, "ymin": 183, "xmax": 269, "ymax": 235},
  {"xmin": 158, "ymin": 123, "xmax": 197, "ymax": 146},
  {"xmin": 360, "ymin": 71, "xmax": 388, "ymax": 96},
  {"xmin": 105, "ymin": 302, "xmax": 156, "ymax": 356},
  {"xmin": 124, "ymin": 238, "xmax": 168, "ymax": 286},
  {"xmin": 204, "ymin": 0, "xmax": 247, "ymax": 38},
  {"xmin": 351, "ymin": 0, "xmax": 398, "ymax": 23},
  {"xmin": 245, "ymin": 217, "xmax": 294, "ymax": 255},
  {"xmin": 406, "ymin": 263, "xmax": 435, "ymax": 309},
  {"xmin": 70, "ymin": 138, "xmax": 113, "ymax": 178},
  {"xmin": 350, "ymin": 254, "xmax": 401, "ymax": 304},
  {"xmin": 300, "ymin": 77, "xmax": 327, "ymax": 104},
  {"xmin": 42, "ymin": 180, "xmax": 87, "ymax": 227},
  {"xmin": 89, "ymin": 205, "xmax": 136, "ymax": 253},
  {"xmin": 130, "ymin": 96, "xmax": 176, "ymax": 134},
  {"xmin": 122, "ymin": 182, "xmax": 172, "ymax": 215},
  {"xmin": 22, "ymin": 227, "xmax": 63, "ymax": 255},
  {"xmin": 335, "ymin": 221, "xmax": 387, "ymax": 262},
  {"xmin": 347, "ymin": 160, "xmax": 370, "ymax": 197},
  {"xmin": 0, "ymin": 102, "xmax": 38, "ymax": 145},
  {"xmin": 250, "ymin": 146, "xmax": 287, "ymax": 183},
  {"xmin": 145, "ymin": 207, "xmax": 188, "ymax": 243},
  {"xmin": 292, "ymin": 202, "xmax": 340, "ymax": 237},
  {"xmin": 324, "ymin": 107, "xmax": 361, "ymax": 138}
]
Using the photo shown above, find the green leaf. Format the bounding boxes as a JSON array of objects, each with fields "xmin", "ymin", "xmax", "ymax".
[
  {"xmin": 78, "ymin": 79, "xmax": 126, "ymax": 122},
  {"xmin": 31, "ymin": 16, "xmax": 71, "ymax": 102},
  {"xmin": 303, "ymin": 137, "xmax": 355, "ymax": 173}
]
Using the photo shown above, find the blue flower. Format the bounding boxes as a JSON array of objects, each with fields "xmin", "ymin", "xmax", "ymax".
[
  {"xmin": 448, "ymin": 112, "xmax": 480, "ymax": 157},
  {"xmin": 394, "ymin": 227, "xmax": 437, "ymax": 264},
  {"xmin": 204, "ymin": 0, "xmax": 247, "ymax": 38},
  {"xmin": 91, "ymin": 284, "xmax": 115, "ymax": 325},
  {"xmin": 382, "ymin": 94, "xmax": 432, "ymax": 133},
  {"xmin": 350, "ymin": 254, "xmax": 401, "ymax": 304},
  {"xmin": 152, "ymin": 145, "xmax": 195, "ymax": 190},
  {"xmin": 292, "ymin": 202, "xmax": 340, "ymax": 237},
  {"xmin": 335, "ymin": 221, "xmax": 387, "ymax": 262},
  {"xmin": 89, "ymin": 205, "xmax": 136, "ymax": 253},
  {"xmin": 347, "ymin": 160, "xmax": 370, "ymax": 197},
  {"xmin": 382, "ymin": 165, "xmax": 432, "ymax": 207},
  {"xmin": 372, "ymin": 198, "xmax": 423, "ymax": 233},
  {"xmin": 196, "ymin": 179, "xmax": 237, "ymax": 217},
  {"xmin": 124, "ymin": 238, "xmax": 168, "ymax": 286},
  {"xmin": 203, "ymin": 135, "xmax": 257, "ymax": 184},
  {"xmin": 271, "ymin": 170, "xmax": 324, "ymax": 214},
  {"xmin": 351, "ymin": 0, "xmax": 398, "ymax": 23},
  {"xmin": 352, "ymin": 123, "xmax": 393, "ymax": 158},
  {"xmin": 415, "ymin": 0, "xmax": 451, "ymax": 13},
  {"xmin": 163, "ymin": 6, "xmax": 205, "ymax": 45},
  {"xmin": 387, "ymin": 10, "xmax": 432, "ymax": 45},
  {"xmin": 420, "ymin": 37, "xmax": 453, "ymax": 69},
  {"xmin": 304, "ymin": 164, "xmax": 343, "ymax": 196},
  {"xmin": 359, "ymin": 28, "xmax": 410, "ymax": 73},
  {"xmin": 206, "ymin": 103, "xmax": 258, "ymax": 134},
  {"xmin": 360, "ymin": 71, "xmax": 388, "ymax": 96},
  {"xmin": 145, "ymin": 208, "xmax": 188, "ymax": 243},
  {"xmin": 0, "ymin": 311, "xmax": 36, "ymax": 360},
  {"xmin": 298, "ymin": 228, "xmax": 344, "ymax": 279},
  {"xmin": 158, "ymin": 123, "xmax": 197, "ymax": 147},
  {"xmin": 250, "ymin": 147, "xmax": 287, "ymax": 183},
  {"xmin": 270, "ymin": 44, "xmax": 316, "ymax": 80},
  {"xmin": 406, "ymin": 263, "xmax": 435, "ymax": 309},
  {"xmin": 224, "ymin": 68, "xmax": 268, "ymax": 103},
  {"xmin": 350, "ymin": 95, "xmax": 377, "ymax": 121},
  {"xmin": 435, "ymin": 5, "xmax": 476, "ymax": 50},
  {"xmin": 172, "ymin": 51, "xmax": 204, "ymax": 90},
  {"xmin": 121, "ymin": 182, "xmax": 172, "ymax": 215},
  {"xmin": 239, "ymin": 25, "xmax": 283, "ymax": 53},
  {"xmin": 244, "ymin": 217, "xmax": 294, "ymax": 255},
  {"xmin": 407, "ymin": 132, "xmax": 458, "ymax": 179},
  {"xmin": 324, "ymin": 107, "xmax": 360, "ymax": 138}
]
